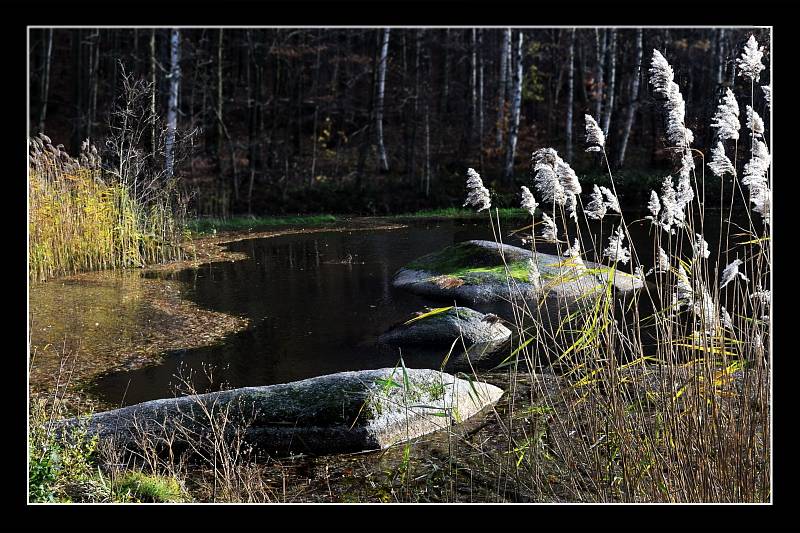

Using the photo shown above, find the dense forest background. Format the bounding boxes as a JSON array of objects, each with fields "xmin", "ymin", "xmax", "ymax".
[{"xmin": 28, "ymin": 27, "xmax": 770, "ymax": 216}]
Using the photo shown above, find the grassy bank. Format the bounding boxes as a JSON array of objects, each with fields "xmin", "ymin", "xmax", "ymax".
[
  {"xmin": 392, "ymin": 207, "xmax": 528, "ymax": 219},
  {"xmin": 186, "ymin": 214, "xmax": 339, "ymax": 236},
  {"xmin": 186, "ymin": 208, "xmax": 530, "ymax": 237}
]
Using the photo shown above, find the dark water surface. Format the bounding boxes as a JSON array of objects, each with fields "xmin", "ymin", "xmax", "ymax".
[{"xmin": 89, "ymin": 214, "xmax": 735, "ymax": 406}]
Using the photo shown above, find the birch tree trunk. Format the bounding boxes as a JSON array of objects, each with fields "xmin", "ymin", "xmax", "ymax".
[
  {"xmin": 38, "ymin": 28, "xmax": 53, "ymax": 134},
  {"xmin": 375, "ymin": 28, "xmax": 391, "ymax": 173},
  {"xmin": 565, "ymin": 28, "xmax": 575, "ymax": 161},
  {"xmin": 600, "ymin": 28, "xmax": 617, "ymax": 138},
  {"xmin": 616, "ymin": 28, "xmax": 643, "ymax": 168},
  {"xmin": 503, "ymin": 30, "xmax": 524, "ymax": 180},
  {"xmin": 496, "ymin": 28, "xmax": 510, "ymax": 148},
  {"xmin": 165, "ymin": 28, "xmax": 181, "ymax": 179}
]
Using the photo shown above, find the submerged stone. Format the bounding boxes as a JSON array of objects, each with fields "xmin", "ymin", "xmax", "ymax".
[{"xmin": 57, "ymin": 368, "xmax": 504, "ymax": 457}]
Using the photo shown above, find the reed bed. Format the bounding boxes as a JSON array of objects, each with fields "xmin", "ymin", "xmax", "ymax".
[
  {"xmin": 455, "ymin": 34, "xmax": 771, "ymax": 502},
  {"xmin": 28, "ymin": 134, "xmax": 185, "ymax": 283}
]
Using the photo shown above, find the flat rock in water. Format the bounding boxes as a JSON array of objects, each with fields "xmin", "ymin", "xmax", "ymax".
[
  {"xmin": 57, "ymin": 368, "xmax": 504, "ymax": 456},
  {"xmin": 379, "ymin": 306, "xmax": 511, "ymax": 347},
  {"xmin": 393, "ymin": 240, "xmax": 642, "ymax": 307}
]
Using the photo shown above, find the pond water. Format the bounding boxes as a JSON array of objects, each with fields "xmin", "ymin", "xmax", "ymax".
[{"xmin": 86, "ymin": 213, "xmax": 737, "ymax": 406}]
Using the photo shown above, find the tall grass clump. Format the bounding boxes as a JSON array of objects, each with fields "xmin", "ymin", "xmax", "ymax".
[
  {"xmin": 29, "ymin": 69, "xmax": 191, "ymax": 283},
  {"xmin": 458, "ymin": 34, "xmax": 770, "ymax": 502}
]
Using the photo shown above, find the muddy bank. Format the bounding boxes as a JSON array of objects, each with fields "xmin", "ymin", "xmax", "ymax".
[
  {"xmin": 146, "ymin": 218, "xmax": 407, "ymax": 276},
  {"xmin": 29, "ymin": 270, "xmax": 249, "ymax": 408}
]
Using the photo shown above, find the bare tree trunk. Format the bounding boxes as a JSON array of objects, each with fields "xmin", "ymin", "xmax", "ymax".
[
  {"xmin": 441, "ymin": 29, "xmax": 450, "ymax": 112},
  {"xmin": 424, "ymin": 95, "xmax": 431, "ymax": 197},
  {"xmin": 87, "ymin": 30, "xmax": 100, "ymax": 142},
  {"xmin": 375, "ymin": 28, "xmax": 390, "ymax": 173},
  {"xmin": 409, "ymin": 30, "xmax": 421, "ymax": 183},
  {"xmin": 496, "ymin": 28, "xmax": 511, "ymax": 148},
  {"xmin": 601, "ymin": 28, "xmax": 617, "ymax": 138},
  {"xmin": 577, "ymin": 32, "xmax": 589, "ymax": 106},
  {"xmin": 38, "ymin": 28, "xmax": 53, "ymax": 134},
  {"xmin": 245, "ymin": 31, "xmax": 259, "ymax": 214},
  {"xmin": 470, "ymin": 28, "xmax": 477, "ymax": 146},
  {"xmin": 616, "ymin": 28, "xmax": 643, "ymax": 168},
  {"xmin": 715, "ymin": 28, "xmax": 727, "ymax": 86},
  {"xmin": 165, "ymin": 28, "xmax": 181, "ymax": 179},
  {"xmin": 310, "ymin": 40, "xmax": 322, "ymax": 187},
  {"xmin": 478, "ymin": 29, "xmax": 485, "ymax": 171},
  {"xmin": 71, "ymin": 29, "xmax": 84, "ymax": 153},
  {"xmin": 503, "ymin": 30, "xmax": 524, "ymax": 180},
  {"xmin": 132, "ymin": 29, "xmax": 139, "ymax": 69},
  {"xmin": 593, "ymin": 29, "xmax": 606, "ymax": 122},
  {"xmin": 356, "ymin": 33, "xmax": 379, "ymax": 188},
  {"xmin": 216, "ymin": 29, "xmax": 224, "ymax": 168},
  {"xmin": 149, "ymin": 29, "xmax": 157, "ymax": 159},
  {"xmin": 565, "ymin": 28, "xmax": 575, "ymax": 161}
]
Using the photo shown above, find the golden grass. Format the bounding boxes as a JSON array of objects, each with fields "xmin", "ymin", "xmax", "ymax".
[{"xmin": 28, "ymin": 137, "xmax": 184, "ymax": 282}]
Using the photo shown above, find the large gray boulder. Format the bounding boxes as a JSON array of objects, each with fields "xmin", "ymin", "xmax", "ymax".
[
  {"xmin": 58, "ymin": 368, "xmax": 504, "ymax": 456},
  {"xmin": 379, "ymin": 306, "xmax": 511, "ymax": 348},
  {"xmin": 393, "ymin": 240, "xmax": 642, "ymax": 308}
]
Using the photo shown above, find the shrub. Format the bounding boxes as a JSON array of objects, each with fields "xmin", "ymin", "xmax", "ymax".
[{"xmin": 113, "ymin": 471, "xmax": 187, "ymax": 503}]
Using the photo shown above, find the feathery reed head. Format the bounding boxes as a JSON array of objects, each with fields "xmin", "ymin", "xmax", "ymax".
[
  {"xmin": 645, "ymin": 190, "xmax": 661, "ymax": 224},
  {"xmin": 710, "ymin": 88, "xmax": 740, "ymax": 141},
  {"xmin": 746, "ymin": 105, "xmax": 765, "ymax": 138},
  {"xmin": 527, "ymin": 258, "xmax": 541, "ymax": 290},
  {"xmin": 708, "ymin": 141, "xmax": 736, "ymax": 178},
  {"xmin": 720, "ymin": 259, "xmax": 748, "ymax": 289},
  {"xmin": 531, "ymin": 148, "xmax": 581, "ymax": 223},
  {"xmin": 584, "ymin": 114, "xmax": 605, "ymax": 152},
  {"xmin": 584, "ymin": 184, "xmax": 607, "ymax": 220},
  {"xmin": 693, "ymin": 233, "xmax": 710, "ymax": 260},
  {"xmin": 603, "ymin": 226, "xmax": 630, "ymax": 264},
  {"xmin": 599, "ymin": 186, "xmax": 620, "ymax": 214},
  {"xmin": 539, "ymin": 212, "xmax": 558, "ymax": 242},
  {"xmin": 742, "ymin": 140, "xmax": 771, "ymax": 221},
  {"xmin": 649, "ymin": 50, "xmax": 694, "ymax": 147},
  {"xmin": 737, "ymin": 35, "xmax": 766, "ymax": 83},
  {"xmin": 463, "ymin": 167, "xmax": 491, "ymax": 212},
  {"xmin": 520, "ymin": 185, "xmax": 538, "ymax": 216},
  {"xmin": 674, "ymin": 264, "xmax": 693, "ymax": 305}
]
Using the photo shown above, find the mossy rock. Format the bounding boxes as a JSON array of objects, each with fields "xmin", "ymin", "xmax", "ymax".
[
  {"xmin": 58, "ymin": 368, "xmax": 504, "ymax": 457},
  {"xmin": 379, "ymin": 306, "xmax": 511, "ymax": 348},
  {"xmin": 394, "ymin": 240, "xmax": 642, "ymax": 307}
]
